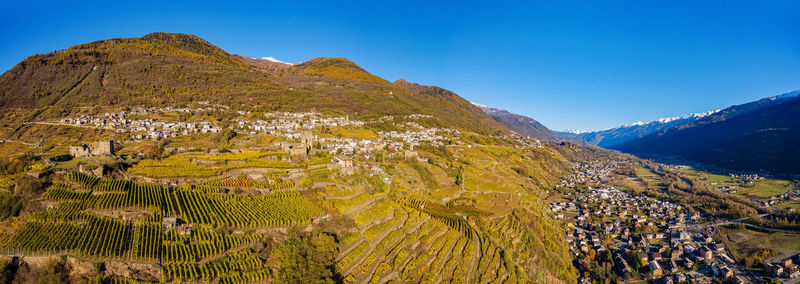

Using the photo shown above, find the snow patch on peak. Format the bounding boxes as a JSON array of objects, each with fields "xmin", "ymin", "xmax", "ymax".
[
  {"xmin": 625, "ymin": 121, "xmax": 647, "ymax": 127},
  {"xmin": 471, "ymin": 102, "xmax": 491, "ymax": 109},
  {"xmin": 622, "ymin": 109, "xmax": 720, "ymax": 128},
  {"xmin": 561, "ymin": 129, "xmax": 589, "ymax": 134},
  {"xmin": 254, "ymin": 56, "xmax": 293, "ymax": 65}
]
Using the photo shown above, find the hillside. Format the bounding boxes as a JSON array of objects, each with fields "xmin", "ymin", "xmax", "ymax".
[
  {"xmin": 473, "ymin": 103, "xmax": 564, "ymax": 142},
  {"xmin": 613, "ymin": 91, "xmax": 800, "ymax": 175},
  {"xmin": 289, "ymin": 57, "xmax": 390, "ymax": 84},
  {"xmin": 0, "ymin": 32, "xmax": 579, "ymax": 283},
  {"xmin": 0, "ymin": 32, "xmax": 505, "ymax": 135},
  {"xmin": 556, "ymin": 110, "xmax": 718, "ymax": 147}
]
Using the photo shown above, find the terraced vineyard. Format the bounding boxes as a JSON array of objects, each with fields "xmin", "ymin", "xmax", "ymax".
[
  {"xmin": 1, "ymin": 171, "xmax": 326, "ymax": 282},
  {"xmin": 0, "ymin": 176, "xmax": 14, "ymax": 190},
  {"xmin": 327, "ymin": 188, "xmax": 531, "ymax": 283},
  {"xmin": 128, "ymin": 152, "xmax": 298, "ymax": 179}
]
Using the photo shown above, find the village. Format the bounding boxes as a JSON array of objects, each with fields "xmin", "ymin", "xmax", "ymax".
[
  {"xmin": 54, "ymin": 105, "xmax": 465, "ymax": 157},
  {"xmin": 552, "ymin": 161, "xmax": 800, "ymax": 283},
  {"xmin": 59, "ymin": 106, "xmax": 224, "ymax": 140}
]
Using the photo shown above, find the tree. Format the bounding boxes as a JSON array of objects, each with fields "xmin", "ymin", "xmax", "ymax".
[
  {"xmin": 218, "ymin": 128, "xmax": 237, "ymax": 143},
  {"xmin": 0, "ymin": 194, "xmax": 24, "ymax": 221},
  {"xmin": 274, "ymin": 233, "xmax": 340, "ymax": 284},
  {"xmin": 15, "ymin": 176, "xmax": 44, "ymax": 195}
]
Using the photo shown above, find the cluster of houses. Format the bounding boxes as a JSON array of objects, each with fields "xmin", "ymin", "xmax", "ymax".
[
  {"xmin": 59, "ymin": 107, "xmax": 222, "ymax": 140},
  {"xmin": 554, "ymin": 186, "xmax": 757, "ymax": 283},
  {"xmin": 239, "ymin": 111, "xmax": 365, "ymax": 137},
  {"xmin": 729, "ymin": 173, "xmax": 765, "ymax": 183},
  {"xmin": 378, "ymin": 127, "xmax": 457, "ymax": 148},
  {"xmin": 556, "ymin": 160, "xmax": 619, "ymax": 188},
  {"xmin": 767, "ymin": 254, "xmax": 800, "ymax": 279},
  {"xmin": 767, "ymin": 188, "xmax": 800, "ymax": 210}
]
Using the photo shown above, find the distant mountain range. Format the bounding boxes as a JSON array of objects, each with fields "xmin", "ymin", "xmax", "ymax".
[
  {"xmin": 555, "ymin": 110, "xmax": 719, "ymax": 148},
  {"xmin": 556, "ymin": 90, "xmax": 800, "ymax": 175},
  {"xmin": 612, "ymin": 91, "xmax": 800, "ymax": 175}
]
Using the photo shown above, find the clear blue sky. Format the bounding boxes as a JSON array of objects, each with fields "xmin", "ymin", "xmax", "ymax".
[{"xmin": 2, "ymin": 1, "xmax": 799, "ymax": 131}]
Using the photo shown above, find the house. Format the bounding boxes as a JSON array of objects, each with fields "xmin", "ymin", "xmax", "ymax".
[
  {"xmin": 683, "ymin": 259, "xmax": 694, "ymax": 269},
  {"xmin": 786, "ymin": 265, "xmax": 800, "ymax": 278},
  {"xmin": 162, "ymin": 217, "xmax": 180, "ymax": 231},
  {"xmin": 698, "ymin": 246, "xmax": 713, "ymax": 260},
  {"xmin": 333, "ymin": 155, "xmax": 353, "ymax": 168},
  {"xmin": 674, "ymin": 272, "xmax": 687, "ymax": 283},
  {"xmin": 720, "ymin": 266, "xmax": 734, "ymax": 279},
  {"xmin": 649, "ymin": 260, "xmax": 663, "ymax": 277},
  {"xmin": 332, "ymin": 155, "xmax": 355, "ymax": 175},
  {"xmin": 162, "ymin": 217, "xmax": 192, "ymax": 235},
  {"xmin": 769, "ymin": 264, "xmax": 784, "ymax": 277},
  {"xmin": 613, "ymin": 254, "xmax": 632, "ymax": 278},
  {"xmin": 670, "ymin": 249, "xmax": 683, "ymax": 260},
  {"xmin": 781, "ymin": 256, "xmax": 794, "ymax": 267}
]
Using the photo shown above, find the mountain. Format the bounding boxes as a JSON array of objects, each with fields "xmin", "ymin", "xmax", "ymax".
[
  {"xmin": 613, "ymin": 91, "xmax": 800, "ymax": 175},
  {"xmin": 472, "ymin": 103, "xmax": 564, "ymax": 141},
  {"xmin": 289, "ymin": 57, "xmax": 390, "ymax": 84},
  {"xmin": 234, "ymin": 55, "xmax": 292, "ymax": 73},
  {"xmin": 0, "ymin": 32, "xmax": 579, "ymax": 282},
  {"xmin": 555, "ymin": 110, "xmax": 719, "ymax": 147},
  {"xmin": 0, "ymin": 32, "xmax": 506, "ymax": 134}
]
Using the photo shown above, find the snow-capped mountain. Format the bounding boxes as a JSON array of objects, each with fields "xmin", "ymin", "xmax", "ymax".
[
  {"xmin": 258, "ymin": 56, "xmax": 293, "ymax": 65},
  {"xmin": 560, "ymin": 129, "xmax": 589, "ymax": 135},
  {"xmin": 614, "ymin": 90, "xmax": 800, "ymax": 175},
  {"xmin": 555, "ymin": 110, "xmax": 719, "ymax": 148},
  {"xmin": 621, "ymin": 110, "xmax": 720, "ymax": 128}
]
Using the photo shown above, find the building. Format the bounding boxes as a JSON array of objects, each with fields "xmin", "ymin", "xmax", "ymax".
[
  {"xmin": 781, "ymin": 256, "xmax": 794, "ymax": 267},
  {"xmin": 332, "ymin": 155, "xmax": 355, "ymax": 175},
  {"xmin": 162, "ymin": 217, "xmax": 192, "ymax": 235},
  {"xmin": 650, "ymin": 260, "xmax": 663, "ymax": 277},
  {"xmin": 281, "ymin": 131, "xmax": 313, "ymax": 156},
  {"xmin": 613, "ymin": 254, "xmax": 632, "ymax": 278},
  {"xmin": 698, "ymin": 246, "xmax": 713, "ymax": 260},
  {"xmin": 70, "ymin": 140, "xmax": 114, "ymax": 157}
]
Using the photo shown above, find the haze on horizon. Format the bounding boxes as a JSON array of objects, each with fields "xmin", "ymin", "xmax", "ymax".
[{"xmin": 1, "ymin": 1, "xmax": 799, "ymax": 131}]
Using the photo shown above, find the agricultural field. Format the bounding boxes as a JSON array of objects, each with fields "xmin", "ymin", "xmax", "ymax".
[
  {"xmin": 127, "ymin": 151, "xmax": 301, "ymax": 179},
  {"xmin": 735, "ymin": 179, "xmax": 793, "ymax": 198},
  {"xmin": 632, "ymin": 165, "xmax": 667, "ymax": 190},
  {"xmin": 775, "ymin": 200, "xmax": 800, "ymax": 211}
]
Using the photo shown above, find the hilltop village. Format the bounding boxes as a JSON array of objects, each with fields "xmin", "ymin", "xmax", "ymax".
[{"xmin": 56, "ymin": 105, "xmax": 461, "ymax": 156}]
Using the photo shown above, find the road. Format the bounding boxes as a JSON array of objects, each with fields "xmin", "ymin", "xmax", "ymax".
[{"xmin": 711, "ymin": 214, "xmax": 800, "ymax": 233}]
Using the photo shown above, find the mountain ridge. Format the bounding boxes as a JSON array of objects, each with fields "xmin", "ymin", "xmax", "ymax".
[
  {"xmin": 0, "ymin": 32, "xmax": 507, "ymax": 135},
  {"xmin": 613, "ymin": 91, "xmax": 800, "ymax": 175},
  {"xmin": 556, "ymin": 109, "xmax": 720, "ymax": 147},
  {"xmin": 472, "ymin": 103, "xmax": 562, "ymax": 141}
]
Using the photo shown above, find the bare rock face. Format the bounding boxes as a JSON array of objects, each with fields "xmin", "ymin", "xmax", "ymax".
[
  {"xmin": 66, "ymin": 256, "xmax": 98, "ymax": 280},
  {"xmin": 105, "ymin": 261, "xmax": 162, "ymax": 282}
]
